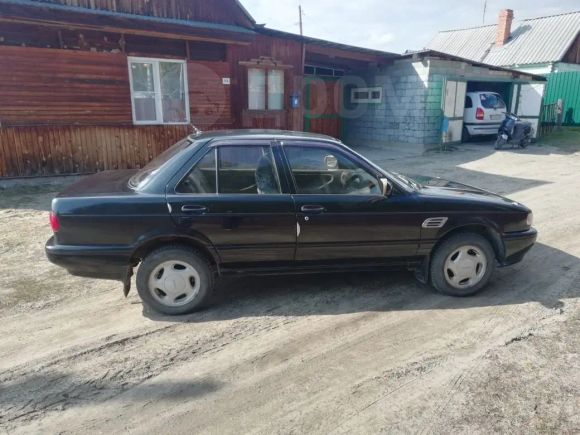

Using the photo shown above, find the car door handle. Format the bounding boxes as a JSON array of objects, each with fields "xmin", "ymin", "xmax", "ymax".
[
  {"xmin": 181, "ymin": 205, "xmax": 208, "ymax": 214},
  {"xmin": 301, "ymin": 205, "xmax": 326, "ymax": 214}
]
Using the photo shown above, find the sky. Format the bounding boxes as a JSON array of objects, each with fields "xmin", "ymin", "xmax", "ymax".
[{"xmin": 240, "ymin": 0, "xmax": 579, "ymax": 54}]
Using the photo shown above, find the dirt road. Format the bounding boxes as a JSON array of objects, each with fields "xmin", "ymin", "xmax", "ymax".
[{"xmin": 1, "ymin": 144, "xmax": 579, "ymax": 433}]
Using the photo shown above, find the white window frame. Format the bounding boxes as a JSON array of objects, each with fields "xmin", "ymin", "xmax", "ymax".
[
  {"xmin": 128, "ymin": 56, "xmax": 191, "ymax": 125},
  {"xmin": 351, "ymin": 87, "xmax": 383, "ymax": 104},
  {"xmin": 247, "ymin": 67, "xmax": 285, "ymax": 111}
]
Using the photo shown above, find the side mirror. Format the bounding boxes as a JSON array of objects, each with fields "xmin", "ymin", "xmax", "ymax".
[{"xmin": 379, "ymin": 178, "xmax": 393, "ymax": 197}]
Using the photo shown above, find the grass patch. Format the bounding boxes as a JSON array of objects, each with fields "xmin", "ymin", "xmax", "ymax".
[{"xmin": 537, "ymin": 127, "xmax": 580, "ymax": 151}]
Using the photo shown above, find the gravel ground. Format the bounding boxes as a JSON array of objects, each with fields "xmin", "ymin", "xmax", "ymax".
[{"xmin": 0, "ymin": 142, "xmax": 579, "ymax": 434}]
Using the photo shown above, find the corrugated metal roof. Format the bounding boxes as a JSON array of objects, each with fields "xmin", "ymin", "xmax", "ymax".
[
  {"xmin": 427, "ymin": 11, "xmax": 580, "ymax": 67},
  {"xmin": 486, "ymin": 12, "xmax": 580, "ymax": 66},
  {"xmin": 428, "ymin": 25, "xmax": 496, "ymax": 62},
  {"xmin": 399, "ymin": 49, "xmax": 546, "ymax": 82}
]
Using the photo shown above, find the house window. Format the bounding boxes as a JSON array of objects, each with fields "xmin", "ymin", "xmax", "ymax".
[
  {"xmin": 351, "ymin": 87, "xmax": 383, "ymax": 104},
  {"xmin": 304, "ymin": 65, "xmax": 345, "ymax": 77},
  {"xmin": 248, "ymin": 68, "xmax": 284, "ymax": 110},
  {"xmin": 128, "ymin": 57, "xmax": 190, "ymax": 125}
]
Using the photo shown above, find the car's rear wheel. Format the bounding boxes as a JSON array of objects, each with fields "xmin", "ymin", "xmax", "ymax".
[
  {"xmin": 461, "ymin": 126, "xmax": 471, "ymax": 143},
  {"xmin": 430, "ymin": 233, "xmax": 496, "ymax": 297},
  {"xmin": 136, "ymin": 246, "xmax": 214, "ymax": 315}
]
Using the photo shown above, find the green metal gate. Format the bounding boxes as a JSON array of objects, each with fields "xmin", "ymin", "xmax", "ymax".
[{"xmin": 543, "ymin": 72, "xmax": 580, "ymax": 126}]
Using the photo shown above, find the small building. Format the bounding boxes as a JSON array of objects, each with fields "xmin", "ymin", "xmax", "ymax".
[
  {"xmin": 0, "ymin": 1, "xmax": 550, "ymax": 179},
  {"xmin": 0, "ymin": 0, "xmax": 395, "ymax": 178},
  {"xmin": 428, "ymin": 9, "xmax": 580, "ymax": 125},
  {"xmin": 344, "ymin": 50, "xmax": 546, "ymax": 151}
]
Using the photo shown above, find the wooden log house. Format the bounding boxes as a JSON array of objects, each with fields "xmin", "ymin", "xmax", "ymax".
[{"xmin": 0, "ymin": 0, "xmax": 396, "ymax": 178}]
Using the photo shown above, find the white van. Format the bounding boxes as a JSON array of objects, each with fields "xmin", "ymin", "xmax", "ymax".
[{"xmin": 463, "ymin": 92, "xmax": 507, "ymax": 140}]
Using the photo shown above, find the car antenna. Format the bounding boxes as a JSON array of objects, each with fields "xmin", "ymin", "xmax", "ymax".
[{"xmin": 190, "ymin": 123, "xmax": 203, "ymax": 136}]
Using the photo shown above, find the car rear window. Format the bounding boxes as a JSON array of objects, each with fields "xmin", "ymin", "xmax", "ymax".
[
  {"xmin": 130, "ymin": 138, "xmax": 192, "ymax": 189},
  {"xmin": 480, "ymin": 93, "xmax": 506, "ymax": 109}
]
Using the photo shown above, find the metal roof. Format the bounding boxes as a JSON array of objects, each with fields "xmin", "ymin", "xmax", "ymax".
[
  {"xmin": 427, "ymin": 25, "xmax": 496, "ymax": 62},
  {"xmin": 427, "ymin": 11, "xmax": 580, "ymax": 67},
  {"xmin": 400, "ymin": 49, "xmax": 546, "ymax": 82}
]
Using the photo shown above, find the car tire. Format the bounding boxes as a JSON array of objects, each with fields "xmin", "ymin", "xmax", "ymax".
[
  {"xmin": 461, "ymin": 126, "xmax": 471, "ymax": 143},
  {"xmin": 430, "ymin": 233, "xmax": 496, "ymax": 297},
  {"xmin": 136, "ymin": 246, "xmax": 214, "ymax": 315},
  {"xmin": 494, "ymin": 136, "xmax": 505, "ymax": 150}
]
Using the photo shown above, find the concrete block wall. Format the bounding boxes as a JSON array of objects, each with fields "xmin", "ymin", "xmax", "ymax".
[
  {"xmin": 343, "ymin": 57, "xmax": 523, "ymax": 151},
  {"xmin": 343, "ymin": 59, "xmax": 438, "ymax": 151}
]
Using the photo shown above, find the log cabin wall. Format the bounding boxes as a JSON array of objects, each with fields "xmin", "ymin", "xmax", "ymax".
[
  {"xmin": 227, "ymin": 34, "xmax": 305, "ymax": 131},
  {"xmin": 0, "ymin": 30, "xmax": 235, "ymax": 177},
  {"xmin": 29, "ymin": 0, "xmax": 255, "ymax": 27},
  {"xmin": 0, "ymin": 1, "xmax": 379, "ymax": 178}
]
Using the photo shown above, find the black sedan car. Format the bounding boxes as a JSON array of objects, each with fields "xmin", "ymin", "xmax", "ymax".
[{"xmin": 46, "ymin": 130, "xmax": 537, "ymax": 315}]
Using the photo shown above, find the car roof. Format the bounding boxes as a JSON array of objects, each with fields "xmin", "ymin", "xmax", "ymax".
[{"xmin": 188, "ymin": 129, "xmax": 340, "ymax": 144}]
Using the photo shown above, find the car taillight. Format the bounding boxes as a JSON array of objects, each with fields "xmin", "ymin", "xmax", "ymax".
[
  {"xmin": 476, "ymin": 107, "xmax": 485, "ymax": 120},
  {"xmin": 49, "ymin": 212, "xmax": 60, "ymax": 232}
]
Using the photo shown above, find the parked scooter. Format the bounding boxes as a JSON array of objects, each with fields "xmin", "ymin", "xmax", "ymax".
[{"xmin": 495, "ymin": 113, "xmax": 533, "ymax": 150}]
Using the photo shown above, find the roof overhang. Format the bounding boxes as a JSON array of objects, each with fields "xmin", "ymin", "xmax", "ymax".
[
  {"xmin": 400, "ymin": 50, "xmax": 547, "ymax": 82},
  {"xmin": 0, "ymin": 0, "xmax": 256, "ymax": 45},
  {"xmin": 257, "ymin": 27, "xmax": 400, "ymax": 66}
]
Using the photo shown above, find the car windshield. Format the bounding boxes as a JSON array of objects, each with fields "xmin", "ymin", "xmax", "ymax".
[
  {"xmin": 391, "ymin": 172, "xmax": 423, "ymax": 190},
  {"xmin": 480, "ymin": 93, "xmax": 506, "ymax": 109},
  {"xmin": 340, "ymin": 143, "xmax": 417, "ymax": 192},
  {"xmin": 129, "ymin": 138, "xmax": 192, "ymax": 189}
]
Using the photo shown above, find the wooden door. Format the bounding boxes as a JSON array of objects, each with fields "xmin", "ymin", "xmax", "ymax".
[
  {"xmin": 442, "ymin": 80, "xmax": 467, "ymax": 144},
  {"xmin": 304, "ymin": 77, "xmax": 342, "ymax": 139},
  {"xmin": 512, "ymin": 83, "xmax": 545, "ymax": 139}
]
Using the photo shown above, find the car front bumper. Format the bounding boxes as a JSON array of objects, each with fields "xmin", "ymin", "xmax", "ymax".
[
  {"xmin": 500, "ymin": 228, "xmax": 538, "ymax": 266},
  {"xmin": 45, "ymin": 236, "xmax": 132, "ymax": 281}
]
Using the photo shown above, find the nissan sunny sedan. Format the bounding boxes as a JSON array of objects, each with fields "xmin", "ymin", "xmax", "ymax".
[{"xmin": 46, "ymin": 130, "xmax": 537, "ymax": 315}]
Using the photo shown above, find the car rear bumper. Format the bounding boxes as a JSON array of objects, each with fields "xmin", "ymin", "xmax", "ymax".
[
  {"xmin": 465, "ymin": 123, "xmax": 502, "ymax": 136},
  {"xmin": 45, "ymin": 236, "xmax": 132, "ymax": 281},
  {"xmin": 500, "ymin": 228, "xmax": 538, "ymax": 266}
]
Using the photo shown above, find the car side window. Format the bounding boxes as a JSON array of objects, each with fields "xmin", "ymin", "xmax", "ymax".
[
  {"xmin": 176, "ymin": 149, "xmax": 217, "ymax": 194},
  {"xmin": 465, "ymin": 96, "xmax": 473, "ymax": 109},
  {"xmin": 284, "ymin": 146, "xmax": 380, "ymax": 195},
  {"xmin": 218, "ymin": 146, "xmax": 281, "ymax": 195}
]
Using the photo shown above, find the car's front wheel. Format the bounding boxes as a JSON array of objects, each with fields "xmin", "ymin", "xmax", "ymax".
[
  {"xmin": 430, "ymin": 233, "xmax": 496, "ymax": 297},
  {"xmin": 495, "ymin": 136, "xmax": 506, "ymax": 150},
  {"xmin": 136, "ymin": 246, "xmax": 214, "ymax": 315}
]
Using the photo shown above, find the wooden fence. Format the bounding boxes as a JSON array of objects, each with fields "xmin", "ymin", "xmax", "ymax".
[
  {"xmin": 0, "ymin": 125, "xmax": 190, "ymax": 178},
  {"xmin": 539, "ymin": 102, "xmax": 559, "ymax": 137}
]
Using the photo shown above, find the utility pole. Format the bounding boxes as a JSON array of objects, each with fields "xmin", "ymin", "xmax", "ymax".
[
  {"xmin": 482, "ymin": 0, "xmax": 487, "ymax": 25},
  {"xmin": 298, "ymin": 5, "xmax": 304, "ymax": 36}
]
